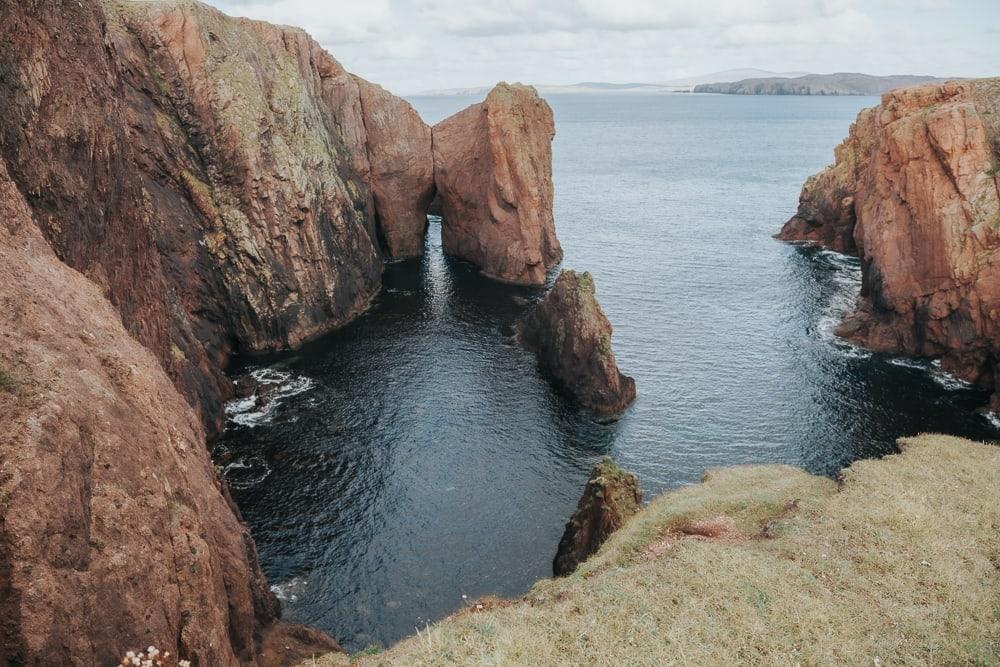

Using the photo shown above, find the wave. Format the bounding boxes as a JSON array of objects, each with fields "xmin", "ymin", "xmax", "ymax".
[
  {"xmin": 222, "ymin": 455, "xmax": 272, "ymax": 489},
  {"xmin": 225, "ymin": 368, "xmax": 315, "ymax": 428},
  {"xmin": 270, "ymin": 576, "xmax": 308, "ymax": 603}
]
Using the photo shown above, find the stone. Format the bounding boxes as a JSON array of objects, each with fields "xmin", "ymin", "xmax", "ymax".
[
  {"xmin": 432, "ymin": 83, "xmax": 563, "ymax": 285},
  {"xmin": 553, "ymin": 458, "xmax": 642, "ymax": 576},
  {"xmin": 519, "ymin": 270, "xmax": 636, "ymax": 416}
]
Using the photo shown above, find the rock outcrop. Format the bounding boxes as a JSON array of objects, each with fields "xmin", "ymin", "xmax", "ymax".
[
  {"xmin": 779, "ymin": 79, "xmax": 1000, "ymax": 405},
  {"xmin": 0, "ymin": 0, "xmax": 568, "ymax": 661},
  {"xmin": 432, "ymin": 83, "xmax": 563, "ymax": 285},
  {"xmin": 776, "ymin": 107, "xmax": 878, "ymax": 254},
  {"xmin": 553, "ymin": 457, "xmax": 642, "ymax": 576},
  {"xmin": 519, "ymin": 270, "xmax": 636, "ymax": 415},
  {"xmin": 0, "ymin": 157, "xmax": 332, "ymax": 665},
  {"xmin": 357, "ymin": 79, "xmax": 436, "ymax": 258}
]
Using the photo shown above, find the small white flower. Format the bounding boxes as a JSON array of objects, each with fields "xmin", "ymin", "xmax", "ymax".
[
  {"xmin": 179, "ymin": 660, "xmax": 191, "ymax": 667},
  {"xmin": 126, "ymin": 652, "xmax": 136, "ymax": 659}
]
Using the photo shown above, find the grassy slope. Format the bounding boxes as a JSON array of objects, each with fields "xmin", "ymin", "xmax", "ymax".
[{"xmin": 313, "ymin": 435, "xmax": 1000, "ymax": 665}]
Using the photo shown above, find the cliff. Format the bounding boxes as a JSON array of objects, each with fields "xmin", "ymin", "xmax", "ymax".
[
  {"xmin": 694, "ymin": 73, "xmax": 947, "ymax": 96},
  {"xmin": 519, "ymin": 270, "xmax": 636, "ymax": 416},
  {"xmin": 0, "ymin": 0, "xmax": 562, "ymax": 662},
  {"xmin": 312, "ymin": 434, "xmax": 1000, "ymax": 665},
  {"xmin": 778, "ymin": 79, "xmax": 1000, "ymax": 406}
]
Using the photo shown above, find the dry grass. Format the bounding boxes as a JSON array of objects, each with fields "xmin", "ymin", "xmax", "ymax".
[{"xmin": 312, "ymin": 435, "xmax": 1000, "ymax": 666}]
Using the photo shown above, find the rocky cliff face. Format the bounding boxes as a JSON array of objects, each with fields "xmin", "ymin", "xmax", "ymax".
[
  {"xmin": 0, "ymin": 1, "xmax": 568, "ymax": 661},
  {"xmin": 433, "ymin": 83, "xmax": 563, "ymax": 285},
  {"xmin": 0, "ymin": 0, "xmax": 438, "ymax": 435},
  {"xmin": 553, "ymin": 457, "xmax": 642, "ymax": 576},
  {"xmin": 0, "ymin": 157, "xmax": 298, "ymax": 665},
  {"xmin": 519, "ymin": 270, "xmax": 636, "ymax": 416},
  {"xmin": 779, "ymin": 79, "xmax": 1000, "ymax": 405}
]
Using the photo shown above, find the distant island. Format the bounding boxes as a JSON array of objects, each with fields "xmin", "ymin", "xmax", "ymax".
[
  {"xmin": 415, "ymin": 69, "xmax": 808, "ymax": 96},
  {"xmin": 693, "ymin": 73, "xmax": 950, "ymax": 96}
]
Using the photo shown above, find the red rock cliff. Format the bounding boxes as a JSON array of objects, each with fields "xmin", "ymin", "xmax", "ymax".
[
  {"xmin": 0, "ymin": 155, "xmax": 310, "ymax": 665},
  {"xmin": 433, "ymin": 83, "xmax": 563, "ymax": 285},
  {"xmin": 0, "ymin": 0, "xmax": 434, "ymax": 435},
  {"xmin": 778, "ymin": 79, "xmax": 1000, "ymax": 406}
]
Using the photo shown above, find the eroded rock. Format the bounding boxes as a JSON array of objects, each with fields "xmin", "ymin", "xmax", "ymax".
[
  {"xmin": 553, "ymin": 457, "xmax": 642, "ymax": 576},
  {"xmin": 519, "ymin": 270, "xmax": 636, "ymax": 416},
  {"xmin": 432, "ymin": 83, "xmax": 563, "ymax": 285},
  {"xmin": 0, "ymin": 157, "xmax": 340, "ymax": 665},
  {"xmin": 778, "ymin": 78, "xmax": 1000, "ymax": 406},
  {"xmin": 357, "ymin": 79, "xmax": 436, "ymax": 258}
]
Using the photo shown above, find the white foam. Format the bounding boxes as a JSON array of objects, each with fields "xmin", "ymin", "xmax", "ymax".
[
  {"xmin": 888, "ymin": 357, "xmax": 930, "ymax": 371},
  {"xmin": 270, "ymin": 576, "xmax": 308, "ymax": 603},
  {"xmin": 222, "ymin": 456, "xmax": 272, "ymax": 489},
  {"xmin": 224, "ymin": 368, "xmax": 316, "ymax": 428},
  {"xmin": 982, "ymin": 412, "xmax": 1000, "ymax": 429}
]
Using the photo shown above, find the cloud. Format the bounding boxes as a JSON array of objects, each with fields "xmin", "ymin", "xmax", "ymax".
[{"xmin": 204, "ymin": 0, "xmax": 999, "ymax": 94}]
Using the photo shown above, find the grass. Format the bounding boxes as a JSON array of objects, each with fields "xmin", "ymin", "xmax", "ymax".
[{"xmin": 311, "ymin": 434, "xmax": 1000, "ymax": 665}]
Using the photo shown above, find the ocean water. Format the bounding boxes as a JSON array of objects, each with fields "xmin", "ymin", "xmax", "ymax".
[{"xmin": 215, "ymin": 93, "xmax": 999, "ymax": 650}]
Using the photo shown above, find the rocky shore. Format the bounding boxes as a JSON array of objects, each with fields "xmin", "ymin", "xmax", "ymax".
[
  {"xmin": 310, "ymin": 435, "xmax": 1000, "ymax": 665},
  {"xmin": 778, "ymin": 78, "xmax": 1000, "ymax": 410}
]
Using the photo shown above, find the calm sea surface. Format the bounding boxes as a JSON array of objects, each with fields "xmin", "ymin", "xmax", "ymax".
[{"xmin": 215, "ymin": 93, "xmax": 999, "ymax": 650}]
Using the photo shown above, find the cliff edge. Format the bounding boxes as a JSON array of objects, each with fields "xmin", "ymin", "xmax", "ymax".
[{"xmin": 310, "ymin": 434, "xmax": 1000, "ymax": 665}]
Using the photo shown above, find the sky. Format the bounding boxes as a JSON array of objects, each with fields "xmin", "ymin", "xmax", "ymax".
[{"xmin": 203, "ymin": 0, "xmax": 1000, "ymax": 95}]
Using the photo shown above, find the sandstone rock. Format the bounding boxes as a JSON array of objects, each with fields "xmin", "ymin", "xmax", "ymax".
[
  {"xmin": 776, "ymin": 107, "xmax": 878, "ymax": 254},
  {"xmin": 0, "ymin": 0, "xmax": 436, "ymax": 435},
  {"xmin": 553, "ymin": 457, "xmax": 642, "ymax": 576},
  {"xmin": 432, "ymin": 83, "xmax": 563, "ymax": 285},
  {"xmin": 356, "ymin": 78, "xmax": 436, "ymax": 258},
  {"xmin": 519, "ymin": 270, "xmax": 636, "ymax": 416},
  {"xmin": 779, "ymin": 78, "xmax": 1000, "ymax": 401},
  {"xmin": 0, "ymin": 158, "xmax": 341, "ymax": 665}
]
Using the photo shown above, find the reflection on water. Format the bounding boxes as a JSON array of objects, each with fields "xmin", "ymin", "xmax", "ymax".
[{"xmin": 216, "ymin": 94, "xmax": 998, "ymax": 650}]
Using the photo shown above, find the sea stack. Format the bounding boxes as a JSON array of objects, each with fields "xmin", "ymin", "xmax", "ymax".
[
  {"xmin": 432, "ymin": 82, "xmax": 563, "ymax": 285},
  {"xmin": 519, "ymin": 270, "xmax": 636, "ymax": 416},
  {"xmin": 553, "ymin": 457, "xmax": 642, "ymax": 576},
  {"xmin": 777, "ymin": 78, "xmax": 1000, "ymax": 408}
]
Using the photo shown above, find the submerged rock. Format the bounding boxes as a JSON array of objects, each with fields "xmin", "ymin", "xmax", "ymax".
[
  {"xmin": 519, "ymin": 270, "xmax": 636, "ymax": 416},
  {"xmin": 777, "ymin": 78, "xmax": 1000, "ymax": 406},
  {"xmin": 432, "ymin": 83, "xmax": 563, "ymax": 285},
  {"xmin": 553, "ymin": 457, "xmax": 642, "ymax": 576}
]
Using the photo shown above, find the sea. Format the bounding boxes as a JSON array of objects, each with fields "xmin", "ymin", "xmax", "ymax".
[{"xmin": 214, "ymin": 92, "xmax": 1000, "ymax": 650}]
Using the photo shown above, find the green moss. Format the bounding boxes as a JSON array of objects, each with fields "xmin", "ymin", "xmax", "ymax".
[{"xmin": 0, "ymin": 366, "xmax": 19, "ymax": 394}]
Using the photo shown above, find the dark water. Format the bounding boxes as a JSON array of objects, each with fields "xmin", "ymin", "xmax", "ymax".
[{"xmin": 216, "ymin": 93, "xmax": 999, "ymax": 650}]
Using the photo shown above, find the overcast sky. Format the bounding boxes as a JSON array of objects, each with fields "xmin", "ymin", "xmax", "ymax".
[{"xmin": 204, "ymin": 0, "xmax": 1000, "ymax": 95}]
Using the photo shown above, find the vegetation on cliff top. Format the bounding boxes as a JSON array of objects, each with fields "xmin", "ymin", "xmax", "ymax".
[{"xmin": 312, "ymin": 434, "xmax": 1000, "ymax": 665}]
